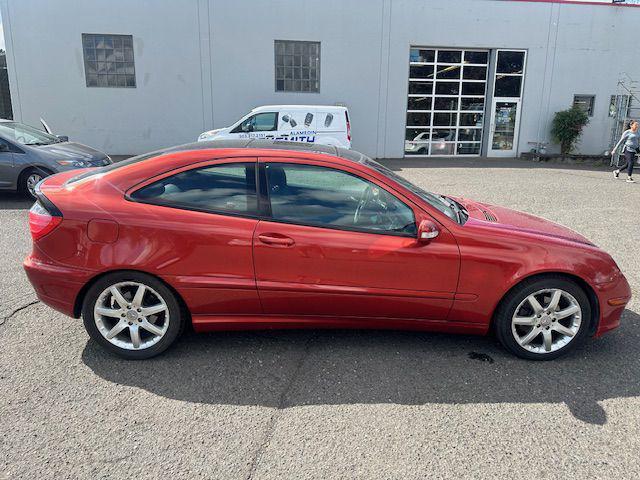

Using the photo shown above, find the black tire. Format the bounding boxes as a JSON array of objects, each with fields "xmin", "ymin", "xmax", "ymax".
[
  {"xmin": 82, "ymin": 271, "xmax": 185, "ymax": 360},
  {"xmin": 18, "ymin": 167, "xmax": 53, "ymax": 199},
  {"xmin": 494, "ymin": 276, "xmax": 592, "ymax": 361}
]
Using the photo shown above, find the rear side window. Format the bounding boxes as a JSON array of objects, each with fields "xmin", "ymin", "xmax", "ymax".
[
  {"xmin": 265, "ymin": 163, "xmax": 416, "ymax": 236},
  {"xmin": 131, "ymin": 162, "xmax": 258, "ymax": 216}
]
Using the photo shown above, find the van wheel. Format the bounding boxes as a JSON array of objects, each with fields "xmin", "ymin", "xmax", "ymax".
[{"xmin": 494, "ymin": 277, "xmax": 591, "ymax": 360}]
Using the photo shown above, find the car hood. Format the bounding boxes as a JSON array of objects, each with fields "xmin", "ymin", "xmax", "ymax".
[
  {"xmin": 454, "ymin": 197, "xmax": 594, "ymax": 246},
  {"xmin": 36, "ymin": 142, "xmax": 109, "ymax": 164},
  {"xmin": 198, "ymin": 128, "xmax": 225, "ymax": 140}
]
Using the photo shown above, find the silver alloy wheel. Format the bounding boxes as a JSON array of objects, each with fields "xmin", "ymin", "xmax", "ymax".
[
  {"xmin": 511, "ymin": 288, "xmax": 582, "ymax": 354},
  {"xmin": 93, "ymin": 281, "xmax": 170, "ymax": 350},
  {"xmin": 26, "ymin": 173, "xmax": 43, "ymax": 197}
]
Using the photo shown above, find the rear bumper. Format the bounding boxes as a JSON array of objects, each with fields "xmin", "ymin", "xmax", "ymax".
[
  {"xmin": 23, "ymin": 255, "xmax": 92, "ymax": 318},
  {"xmin": 594, "ymin": 272, "xmax": 632, "ymax": 336}
]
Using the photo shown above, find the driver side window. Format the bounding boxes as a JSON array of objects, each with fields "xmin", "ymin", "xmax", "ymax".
[
  {"xmin": 231, "ymin": 112, "xmax": 278, "ymax": 133},
  {"xmin": 265, "ymin": 163, "xmax": 416, "ymax": 236}
]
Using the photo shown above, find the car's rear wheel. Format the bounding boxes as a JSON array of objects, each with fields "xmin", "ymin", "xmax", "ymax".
[
  {"xmin": 82, "ymin": 272, "xmax": 185, "ymax": 359},
  {"xmin": 495, "ymin": 277, "xmax": 591, "ymax": 360}
]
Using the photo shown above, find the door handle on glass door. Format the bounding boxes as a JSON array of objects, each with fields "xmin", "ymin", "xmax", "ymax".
[{"xmin": 258, "ymin": 233, "xmax": 295, "ymax": 247}]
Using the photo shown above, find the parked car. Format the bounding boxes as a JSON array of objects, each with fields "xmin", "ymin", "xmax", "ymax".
[
  {"xmin": 0, "ymin": 119, "xmax": 111, "ymax": 198},
  {"xmin": 404, "ymin": 132, "xmax": 430, "ymax": 155},
  {"xmin": 197, "ymin": 105, "xmax": 351, "ymax": 149},
  {"xmin": 405, "ymin": 131, "xmax": 456, "ymax": 156},
  {"xmin": 24, "ymin": 140, "xmax": 630, "ymax": 360}
]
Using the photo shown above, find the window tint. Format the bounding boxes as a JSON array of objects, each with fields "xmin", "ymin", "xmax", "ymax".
[
  {"xmin": 231, "ymin": 112, "xmax": 278, "ymax": 133},
  {"xmin": 266, "ymin": 163, "xmax": 416, "ymax": 236},
  {"xmin": 131, "ymin": 162, "xmax": 257, "ymax": 215}
]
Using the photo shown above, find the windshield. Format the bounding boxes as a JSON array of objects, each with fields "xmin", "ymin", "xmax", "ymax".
[
  {"xmin": 359, "ymin": 156, "xmax": 463, "ymax": 223},
  {"xmin": 0, "ymin": 122, "xmax": 61, "ymax": 146}
]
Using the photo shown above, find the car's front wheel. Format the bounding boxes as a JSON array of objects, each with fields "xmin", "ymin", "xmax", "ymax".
[
  {"xmin": 19, "ymin": 168, "xmax": 52, "ymax": 199},
  {"xmin": 82, "ymin": 272, "xmax": 185, "ymax": 359},
  {"xmin": 495, "ymin": 276, "xmax": 591, "ymax": 360}
]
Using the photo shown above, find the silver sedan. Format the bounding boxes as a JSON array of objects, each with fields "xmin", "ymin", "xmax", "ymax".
[{"xmin": 0, "ymin": 119, "xmax": 111, "ymax": 197}]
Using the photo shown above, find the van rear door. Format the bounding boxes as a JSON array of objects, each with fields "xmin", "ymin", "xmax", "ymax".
[{"xmin": 317, "ymin": 109, "xmax": 350, "ymax": 148}]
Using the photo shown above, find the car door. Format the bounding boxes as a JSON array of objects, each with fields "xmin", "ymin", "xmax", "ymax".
[
  {"xmin": 252, "ymin": 158, "xmax": 460, "ymax": 321},
  {"xmin": 229, "ymin": 112, "xmax": 279, "ymax": 140},
  {"xmin": 0, "ymin": 138, "xmax": 15, "ymax": 189},
  {"xmin": 128, "ymin": 159, "xmax": 263, "ymax": 317}
]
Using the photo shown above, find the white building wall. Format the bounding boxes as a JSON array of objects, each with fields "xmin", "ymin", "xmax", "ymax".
[
  {"xmin": 207, "ymin": 0, "xmax": 385, "ymax": 158},
  {"xmin": 1, "ymin": 0, "xmax": 640, "ymax": 157},
  {"xmin": 0, "ymin": 0, "xmax": 207, "ymax": 154}
]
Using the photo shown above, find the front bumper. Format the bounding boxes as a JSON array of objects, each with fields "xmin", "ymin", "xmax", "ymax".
[
  {"xmin": 23, "ymin": 255, "xmax": 93, "ymax": 318},
  {"xmin": 594, "ymin": 271, "xmax": 632, "ymax": 336}
]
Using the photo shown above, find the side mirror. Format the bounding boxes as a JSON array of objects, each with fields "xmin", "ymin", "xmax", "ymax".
[
  {"xmin": 417, "ymin": 219, "xmax": 439, "ymax": 243},
  {"xmin": 56, "ymin": 135, "xmax": 69, "ymax": 142},
  {"xmin": 0, "ymin": 143, "xmax": 9, "ymax": 152}
]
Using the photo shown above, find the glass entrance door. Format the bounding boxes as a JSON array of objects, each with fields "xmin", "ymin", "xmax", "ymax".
[
  {"xmin": 488, "ymin": 50, "xmax": 526, "ymax": 157},
  {"xmin": 488, "ymin": 98, "xmax": 521, "ymax": 157}
]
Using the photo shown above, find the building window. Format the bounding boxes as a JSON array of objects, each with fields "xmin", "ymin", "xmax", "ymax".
[
  {"xmin": 405, "ymin": 48, "xmax": 489, "ymax": 156},
  {"xmin": 0, "ymin": 50, "xmax": 13, "ymax": 119},
  {"xmin": 82, "ymin": 34, "xmax": 136, "ymax": 88},
  {"xmin": 609, "ymin": 95, "xmax": 631, "ymax": 118},
  {"xmin": 274, "ymin": 40, "xmax": 320, "ymax": 93},
  {"xmin": 573, "ymin": 95, "xmax": 595, "ymax": 116}
]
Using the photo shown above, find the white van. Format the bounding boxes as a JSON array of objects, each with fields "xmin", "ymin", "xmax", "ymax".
[{"xmin": 197, "ymin": 105, "xmax": 351, "ymax": 148}]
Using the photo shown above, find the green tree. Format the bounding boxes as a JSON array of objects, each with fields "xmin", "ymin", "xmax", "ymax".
[{"xmin": 550, "ymin": 106, "xmax": 589, "ymax": 155}]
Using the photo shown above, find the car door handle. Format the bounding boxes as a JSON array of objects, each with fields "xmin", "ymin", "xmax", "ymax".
[{"xmin": 258, "ymin": 233, "xmax": 295, "ymax": 247}]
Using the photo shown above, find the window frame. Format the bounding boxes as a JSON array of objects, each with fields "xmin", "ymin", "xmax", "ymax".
[
  {"xmin": 126, "ymin": 159, "xmax": 263, "ymax": 219},
  {"xmin": 573, "ymin": 94, "xmax": 596, "ymax": 117},
  {"xmin": 259, "ymin": 160, "xmax": 418, "ymax": 238},
  {"xmin": 274, "ymin": 40, "xmax": 321, "ymax": 93},
  {"xmin": 82, "ymin": 33, "xmax": 137, "ymax": 89}
]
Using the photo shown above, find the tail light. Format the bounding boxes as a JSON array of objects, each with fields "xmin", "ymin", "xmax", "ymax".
[
  {"xmin": 345, "ymin": 111, "xmax": 351, "ymax": 143},
  {"xmin": 29, "ymin": 200, "xmax": 62, "ymax": 241}
]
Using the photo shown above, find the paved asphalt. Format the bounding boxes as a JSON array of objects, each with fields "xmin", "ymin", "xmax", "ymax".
[{"xmin": 1, "ymin": 158, "xmax": 639, "ymax": 479}]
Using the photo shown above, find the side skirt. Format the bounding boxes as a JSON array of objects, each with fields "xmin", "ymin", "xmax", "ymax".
[{"xmin": 191, "ymin": 314, "xmax": 490, "ymax": 335}]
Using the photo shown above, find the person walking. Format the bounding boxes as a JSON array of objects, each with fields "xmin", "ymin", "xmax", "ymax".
[{"xmin": 612, "ymin": 120, "xmax": 639, "ymax": 183}]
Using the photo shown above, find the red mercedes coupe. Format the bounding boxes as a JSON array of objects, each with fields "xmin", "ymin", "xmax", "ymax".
[{"xmin": 24, "ymin": 140, "xmax": 631, "ymax": 360}]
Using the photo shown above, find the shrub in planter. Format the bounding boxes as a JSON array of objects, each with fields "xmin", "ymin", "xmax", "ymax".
[{"xmin": 551, "ymin": 106, "xmax": 589, "ymax": 155}]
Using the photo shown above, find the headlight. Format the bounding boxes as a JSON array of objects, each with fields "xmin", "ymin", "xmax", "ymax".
[
  {"xmin": 198, "ymin": 131, "xmax": 217, "ymax": 141},
  {"xmin": 56, "ymin": 159, "xmax": 91, "ymax": 168}
]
